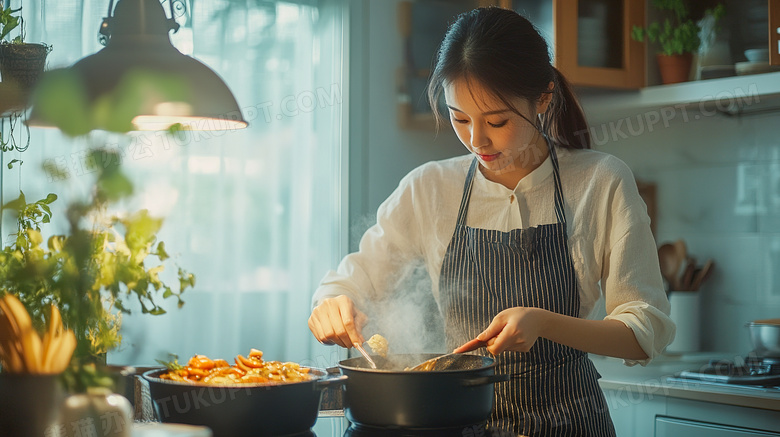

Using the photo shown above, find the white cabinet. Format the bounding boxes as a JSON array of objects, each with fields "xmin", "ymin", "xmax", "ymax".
[
  {"xmin": 656, "ymin": 417, "xmax": 780, "ymax": 436},
  {"xmin": 602, "ymin": 388, "xmax": 664, "ymax": 437},
  {"xmin": 603, "ymin": 389, "xmax": 780, "ymax": 437}
]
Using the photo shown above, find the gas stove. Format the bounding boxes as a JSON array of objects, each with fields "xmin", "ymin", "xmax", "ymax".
[
  {"xmin": 344, "ymin": 421, "xmax": 509, "ymax": 436},
  {"xmin": 308, "ymin": 416, "xmax": 512, "ymax": 437},
  {"xmin": 669, "ymin": 354, "xmax": 780, "ymax": 391}
]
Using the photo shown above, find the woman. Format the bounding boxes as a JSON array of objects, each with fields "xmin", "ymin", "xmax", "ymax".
[{"xmin": 309, "ymin": 7, "xmax": 674, "ymax": 436}]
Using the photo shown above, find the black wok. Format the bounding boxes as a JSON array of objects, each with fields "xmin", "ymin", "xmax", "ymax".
[
  {"xmin": 338, "ymin": 353, "xmax": 508, "ymax": 428},
  {"xmin": 143, "ymin": 367, "xmax": 346, "ymax": 437}
]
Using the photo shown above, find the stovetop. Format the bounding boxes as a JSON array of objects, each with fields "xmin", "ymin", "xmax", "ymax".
[
  {"xmin": 669, "ymin": 355, "xmax": 780, "ymax": 390},
  {"xmin": 306, "ymin": 418, "xmax": 512, "ymax": 437},
  {"xmin": 344, "ymin": 422, "xmax": 507, "ymax": 437}
]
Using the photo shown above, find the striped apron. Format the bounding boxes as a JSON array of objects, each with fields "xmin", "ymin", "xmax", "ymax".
[{"xmin": 439, "ymin": 143, "xmax": 616, "ymax": 436}]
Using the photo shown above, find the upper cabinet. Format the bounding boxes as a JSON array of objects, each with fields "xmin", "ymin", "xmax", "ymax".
[
  {"xmin": 395, "ymin": 0, "xmax": 780, "ymax": 128},
  {"xmin": 496, "ymin": 0, "xmax": 645, "ymax": 89},
  {"xmin": 493, "ymin": 0, "xmax": 780, "ymax": 88}
]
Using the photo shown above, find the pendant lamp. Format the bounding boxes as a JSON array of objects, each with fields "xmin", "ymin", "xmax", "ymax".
[{"xmin": 28, "ymin": 0, "xmax": 248, "ymax": 133}]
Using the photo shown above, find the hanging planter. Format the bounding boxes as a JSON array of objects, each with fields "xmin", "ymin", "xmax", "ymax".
[{"xmin": 0, "ymin": 42, "xmax": 51, "ymax": 90}]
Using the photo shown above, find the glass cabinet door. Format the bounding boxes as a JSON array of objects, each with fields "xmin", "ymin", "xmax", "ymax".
[
  {"xmin": 497, "ymin": 0, "xmax": 645, "ymax": 89},
  {"xmin": 576, "ymin": 0, "xmax": 623, "ymax": 69},
  {"xmin": 555, "ymin": 0, "xmax": 645, "ymax": 88}
]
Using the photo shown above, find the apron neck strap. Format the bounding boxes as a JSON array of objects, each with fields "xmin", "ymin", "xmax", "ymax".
[
  {"xmin": 547, "ymin": 138, "xmax": 567, "ymax": 225},
  {"xmin": 456, "ymin": 159, "xmax": 480, "ymax": 226},
  {"xmin": 456, "ymin": 138, "xmax": 568, "ymax": 227}
]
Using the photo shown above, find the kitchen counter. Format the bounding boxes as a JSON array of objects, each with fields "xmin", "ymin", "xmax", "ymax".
[
  {"xmin": 313, "ymin": 353, "xmax": 780, "ymax": 436},
  {"xmin": 131, "ymin": 353, "xmax": 780, "ymax": 436},
  {"xmin": 589, "ymin": 353, "xmax": 780, "ymax": 412}
]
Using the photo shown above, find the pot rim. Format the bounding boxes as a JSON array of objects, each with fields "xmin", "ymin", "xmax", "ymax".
[
  {"xmin": 142, "ymin": 366, "xmax": 331, "ymax": 388},
  {"xmin": 338, "ymin": 353, "xmax": 496, "ymax": 374}
]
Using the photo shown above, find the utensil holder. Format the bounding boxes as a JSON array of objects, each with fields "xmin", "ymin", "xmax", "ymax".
[
  {"xmin": 0, "ymin": 373, "xmax": 64, "ymax": 437},
  {"xmin": 666, "ymin": 291, "xmax": 701, "ymax": 353}
]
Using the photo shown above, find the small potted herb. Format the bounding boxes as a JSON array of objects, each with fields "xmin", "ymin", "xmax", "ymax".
[
  {"xmin": 0, "ymin": 5, "xmax": 51, "ymax": 90},
  {"xmin": 631, "ymin": 0, "xmax": 725, "ymax": 84}
]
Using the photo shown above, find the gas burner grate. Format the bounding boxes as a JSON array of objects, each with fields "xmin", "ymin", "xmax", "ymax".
[
  {"xmin": 673, "ymin": 355, "xmax": 780, "ymax": 387},
  {"xmin": 273, "ymin": 431, "xmax": 316, "ymax": 437},
  {"xmin": 344, "ymin": 422, "xmax": 496, "ymax": 437},
  {"xmin": 745, "ymin": 355, "xmax": 780, "ymax": 372}
]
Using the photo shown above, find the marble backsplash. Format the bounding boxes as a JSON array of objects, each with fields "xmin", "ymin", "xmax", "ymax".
[{"xmin": 590, "ymin": 108, "xmax": 780, "ymax": 356}]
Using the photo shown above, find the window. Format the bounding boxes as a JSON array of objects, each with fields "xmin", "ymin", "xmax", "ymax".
[{"xmin": 0, "ymin": 0, "xmax": 347, "ymax": 366}]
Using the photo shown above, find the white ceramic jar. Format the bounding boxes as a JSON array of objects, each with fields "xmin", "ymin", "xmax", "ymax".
[{"xmin": 58, "ymin": 387, "xmax": 133, "ymax": 437}]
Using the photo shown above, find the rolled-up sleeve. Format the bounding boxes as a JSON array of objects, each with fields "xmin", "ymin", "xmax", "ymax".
[
  {"xmin": 312, "ymin": 170, "xmax": 424, "ymax": 311},
  {"xmin": 599, "ymin": 160, "xmax": 675, "ymax": 366}
]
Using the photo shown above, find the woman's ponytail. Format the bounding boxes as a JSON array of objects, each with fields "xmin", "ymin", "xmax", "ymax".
[
  {"xmin": 539, "ymin": 67, "xmax": 591, "ymax": 149},
  {"xmin": 429, "ymin": 8, "xmax": 591, "ymax": 150}
]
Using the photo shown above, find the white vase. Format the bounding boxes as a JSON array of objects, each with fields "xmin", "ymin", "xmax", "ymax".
[{"xmin": 58, "ymin": 387, "xmax": 133, "ymax": 437}]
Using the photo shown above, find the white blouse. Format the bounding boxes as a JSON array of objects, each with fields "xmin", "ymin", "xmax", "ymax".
[{"xmin": 313, "ymin": 147, "xmax": 675, "ymax": 366}]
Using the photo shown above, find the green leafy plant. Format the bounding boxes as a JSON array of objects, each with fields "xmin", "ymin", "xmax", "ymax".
[
  {"xmin": 0, "ymin": 149, "xmax": 195, "ymax": 384},
  {"xmin": 631, "ymin": 0, "xmax": 725, "ymax": 56},
  {"xmin": 0, "ymin": 54, "xmax": 195, "ymax": 392},
  {"xmin": 155, "ymin": 353, "xmax": 184, "ymax": 371},
  {"xmin": 0, "ymin": 6, "xmax": 21, "ymax": 43}
]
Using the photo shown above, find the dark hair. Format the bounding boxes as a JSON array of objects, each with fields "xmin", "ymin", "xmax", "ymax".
[{"xmin": 427, "ymin": 7, "xmax": 590, "ymax": 149}]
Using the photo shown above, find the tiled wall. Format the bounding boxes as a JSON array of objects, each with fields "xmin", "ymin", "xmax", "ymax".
[{"xmin": 590, "ymin": 107, "xmax": 780, "ymax": 356}]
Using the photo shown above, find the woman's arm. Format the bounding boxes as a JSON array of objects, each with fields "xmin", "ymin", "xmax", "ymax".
[
  {"xmin": 542, "ymin": 312, "xmax": 648, "ymax": 360},
  {"xmin": 465, "ymin": 306, "xmax": 647, "ymax": 360}
]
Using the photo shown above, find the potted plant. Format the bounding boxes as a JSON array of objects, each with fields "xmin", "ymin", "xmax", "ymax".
[
  {"xmin": 0, "ymin": 41, "xmax": 199, "ymax": 437},
  {"xmin": 631, "ymin": 0, "xmax": 725, "ymax": 84},
  {"xmin": 0, "ymin": 151, "xmax": 195, "ymax": 374},
  {"xmin": 0, "ymin": 148, "xmax": 195, "ymax": 436},
  {"xmin": 0, "ymin": 5, "xmax": 51, "ymax": 90}
]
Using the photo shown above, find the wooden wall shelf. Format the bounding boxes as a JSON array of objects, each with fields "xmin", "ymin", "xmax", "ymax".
[{"xmin": 577, "ymin": 72, "xmax": 780, "ymax": 124}]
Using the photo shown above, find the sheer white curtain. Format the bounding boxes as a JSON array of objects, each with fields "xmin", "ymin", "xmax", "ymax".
[{"xmin": 0, "ymin": 0, "xmax": 347, "ymax": 367}]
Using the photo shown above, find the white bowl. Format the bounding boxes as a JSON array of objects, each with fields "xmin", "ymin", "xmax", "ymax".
[{"xmin": 744, "ymin": 48, "xmax": 769, "ymax": 63}]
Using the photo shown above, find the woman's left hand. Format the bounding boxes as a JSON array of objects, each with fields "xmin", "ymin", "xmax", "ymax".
[{"xmin": 477, "ymin": 307, "xmax": 549, "ymax": 355}]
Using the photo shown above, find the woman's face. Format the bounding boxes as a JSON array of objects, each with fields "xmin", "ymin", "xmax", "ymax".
[{"xmin": 444, "ymin": 78, "xmax": 550, "ymax": 180}]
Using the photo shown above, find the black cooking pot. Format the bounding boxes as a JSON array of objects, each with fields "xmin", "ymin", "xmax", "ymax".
[
  {"xmin": 143, "ymin": 367, "xmax": 346, "ymax": 437},
  {"xmin": 338, "ymin": 353, "xmax": 508, "ymax": 428}
]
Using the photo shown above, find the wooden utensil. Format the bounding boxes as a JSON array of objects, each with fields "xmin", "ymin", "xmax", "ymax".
[
  {"xmin": 408, "ymin": 338, "xmax": 487, "ymax": 371},
  {"xmin": 690, "ymin": 259, "xmax": 714, "ymax": 291},
  {"xmin": 658, "ymin": 243, "xmax": 682, "ymax": 290},
  {"xmin": 453, "ymin": 338, "xmax": 488, "ymax": 354},
  {"xmin": 673, "ymin": 240, "xmax": 687, "ymax": 264},
  {"xmin": 0, "ymin": 297, "xmax": 76, "ymax": 374},
  {"xmin": 680, "ymin": 257, "xmax": 696, "ymax": 291}
]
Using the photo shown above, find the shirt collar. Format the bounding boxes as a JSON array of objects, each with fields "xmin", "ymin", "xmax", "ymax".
[{"xmin": 474, "ymin": 153, "xmax": 553, "ymax": 194}]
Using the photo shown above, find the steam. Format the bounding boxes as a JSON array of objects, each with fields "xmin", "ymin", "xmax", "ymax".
[
  {"xmin": 363, "ymin": 258, "xmax": 447, "ymax": 355},
  {"xmin": 348, "ymin": 207, "xmax": 447, "ymax": 355}
]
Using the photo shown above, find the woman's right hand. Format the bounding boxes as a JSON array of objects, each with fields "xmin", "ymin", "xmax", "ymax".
[{"xmin": 308, "ymin": 295, "xmax": 368, "ymax": 348}]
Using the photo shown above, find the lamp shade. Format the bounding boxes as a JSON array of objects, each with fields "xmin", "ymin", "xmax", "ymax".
[{"xmin": 28, "ymin": 0, "xmax": 247, "ymax": 133}]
